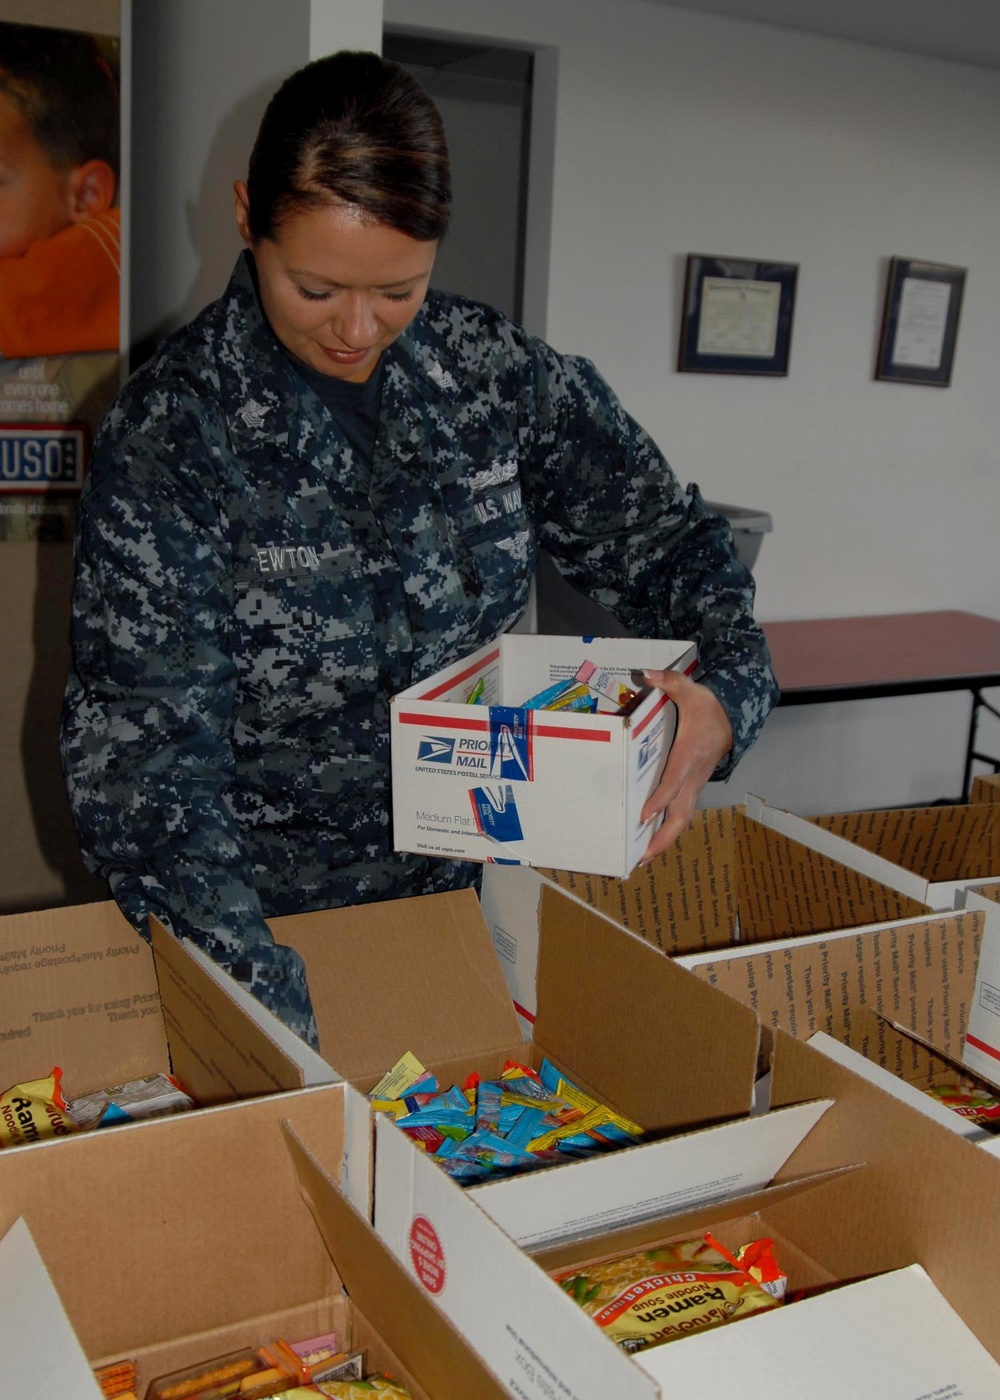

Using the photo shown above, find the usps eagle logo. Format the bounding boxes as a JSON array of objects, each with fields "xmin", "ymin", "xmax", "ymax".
[{"xmin": 417, "ymin": 737, "xmax": 455, "ymax": 764}]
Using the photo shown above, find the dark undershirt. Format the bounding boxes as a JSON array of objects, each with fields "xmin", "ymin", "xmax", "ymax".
[
  {"xmin": 285, "ymin": 349, "xmax": 386, "ymax": 470},
  {"xmin": 247, "ymin": 251, "xmax": 385, "ymax": 468}
]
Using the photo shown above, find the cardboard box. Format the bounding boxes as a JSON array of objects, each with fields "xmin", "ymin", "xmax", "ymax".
[
  {"xmin": 0, "ymin": 1081, "xmax": 509, "ymax": 1400},
  {"xmin": 745, "ymin": 793, "xmax": 1000, "ymax": 911},
  {"xmin": 367, "ymin": 1056, "xmax": 1000, "ymax": 1396},
  {"xmin": 677, "ymin": 906, "xmax": 984, "ymax": 1070},
  {"xmin": 803, "ymin": 1003, "xmax": 1000, "ymax": 1155},
  {"xmin": 0, "ymin": 900, "xmax": 331, "ymax": 1145},
  {"xmin": 960, "ymin": 888, "xmax": 1000, "ymax": 1082},
  {"xmin": 224, "ymin": 885, "xmax": 765, "ymax": 1250},
  {"xmin": 769, "ymin": 1028, "xmax": 1000, "ymax": 1361},
  {"xmin": 481, "ymin": 804, "xmax": 932, "ymax": 1029},
  {"xmin": 972, "ymin": 772, "xmax": 1000, "ymax": 803},
  {"xmin": 390, "ymin": 634, "xmax": 696, "ymax": 878}
]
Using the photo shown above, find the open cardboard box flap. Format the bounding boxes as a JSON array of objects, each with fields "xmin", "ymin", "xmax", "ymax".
[
  {"xmin": 531, "ymin": 883, "xmax": 760, "ymax": 1131},
  {"xmin": 0, "ymin": 1218, "xmax": 103, "ymax": 1396},
  {"xmin": 0, "ymin": 901, "xmax": 164, "ymax": 1098},
  {"xmin": 284, "ymin": 1120, "xmax": 510, "ymax": 1400},
  {"xmin": 484, "ymin": 804, "xmax": 934, "ymax": 1032},
  {"xmin": 0, "ymin": 901, "xmax": 320, "ymax": 1135},
  {"xmin": 680, "ymin": 907, "xmax": 983, "ymax": 1069},
  {"xmin": 745, "ymin": 793, "xmax": 1000, "ymax": 908},
  {"xmin": 535, "ymin": 804, "xmax": 930, "ymax": 954},
  {"xmin": 269, "ymin": 889, "xmax": 520, "ymax": 1084},
  {"xmin": 769, "ymin": 1028, "xmax": 1000, "ymax": 1359}
]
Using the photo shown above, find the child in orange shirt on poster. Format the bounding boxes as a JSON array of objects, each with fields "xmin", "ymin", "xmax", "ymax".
[{"xmin": 0, "ymin": 23, "xmax": 120, "ymax": 359}]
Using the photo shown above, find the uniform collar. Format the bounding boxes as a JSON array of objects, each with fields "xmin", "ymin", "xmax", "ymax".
[{"xmin": 216, "ymin": 255, "xmax": 462, "ymax": 465}]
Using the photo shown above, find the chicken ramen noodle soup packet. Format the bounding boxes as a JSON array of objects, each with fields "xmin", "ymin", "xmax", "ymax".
[
  {"xmin": 0, "ymin": 1066, "xmax": 79, "ymax": 1147},
  {"xmin": 924, "ymin": 1082, "xmax": 1000, "ymax": 1132},
  {"xmin": 555, "ymin": 1234, "xmax": 780, "ymax": 1353}
]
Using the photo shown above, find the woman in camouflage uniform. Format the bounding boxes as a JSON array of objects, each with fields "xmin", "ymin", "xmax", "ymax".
[{"xmin": 61, "ymin": 51, "xmax": 778, "ymax": 1043}]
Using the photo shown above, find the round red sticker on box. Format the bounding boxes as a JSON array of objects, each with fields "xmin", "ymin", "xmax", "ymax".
[{"xmin": 409, "ymin": 1214, "xmax": 446, "ymax": 1294}]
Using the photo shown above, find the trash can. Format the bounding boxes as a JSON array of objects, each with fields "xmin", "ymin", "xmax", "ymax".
[
  {"xmin": 528, "ymin": 501, "xmax": 772, "ymax": 638},
  {"xmin": 705, "ymin": 501, "xmax": 773, "ymax": 573}
]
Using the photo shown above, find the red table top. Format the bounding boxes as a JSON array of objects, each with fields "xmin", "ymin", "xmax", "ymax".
[{"xmin": 761, "ymin": 610, "xmax": 1000, "ymax": 696}]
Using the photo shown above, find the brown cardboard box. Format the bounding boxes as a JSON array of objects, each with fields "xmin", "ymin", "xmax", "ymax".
[
  {"xmin": 770, "ymin": 1028, "xmax": 1000, "ymax": 1360},
  {"xmin": 481, "ymin": 804, "xmax": 932, "ymax": 1028},
  {"xmin": 746, "ymin": 794, "xmax": 1000, "ymax": 910},
  {"xmin": 679, "ymin": 907, "xmax": 983, "ymax": 1068},
  {"xmin": 0, "ymin": 1082, "xmax": 508, "ymax": 1400},
  {"xmin": 240, "ymin": 885, "xmax": 763, "ymax": 1249},
  {"xmin": 0, "ymin": 901, "xmax": 325, "ymax": 1145},
  {"xmin": 802, "ymin": 1001, "xmax": 1000, "ymax": 1146},
  {"xmin": 972, "ymin": 772, "xmax": 1000, "ymax": 803},
  {"xmin": 363, "ymin": 1026, "xmax": 1000, "ymax": 1395}
]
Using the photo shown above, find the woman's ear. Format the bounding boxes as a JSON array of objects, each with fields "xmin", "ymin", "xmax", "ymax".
[
  {"xmin": 68, "ymin": 160, "xmax": 117, "ymax": 219},
  {"xmin": 233, "ymin": 180, "xmax": 253, "ymax": 246}
]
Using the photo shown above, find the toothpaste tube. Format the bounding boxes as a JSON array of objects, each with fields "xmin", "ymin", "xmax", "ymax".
[{"xmin": 575, "ymin": 660, "xmax": 637, "ymax": 708}]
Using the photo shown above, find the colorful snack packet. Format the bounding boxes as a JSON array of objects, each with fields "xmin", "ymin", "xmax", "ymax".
[
  {"xmin": 312, "ymin": 1376, "xmax": 413, "ymax": 1398},
  {"xmin": 519, "ymin": 677, "xmax": 578, "ymax": 710},
  {"xmin": 67, "ymin": 1072, "xmax": 195, "ymax": 1129},
  {"xmin": 924, "ymin": 1082, "xmax": 1000, "ymax": 1131},
  {"xmin": 466, "ymin": 676, "xmax": 486, "ymax": 704},
  {"xmin": 0, "ymin": 1066, "xmax": 79, "ymax": 1148},
  {"xmin": 543, "ymin": 683, "xmax": 599, "ymax": 712},
  {"xmin": 555, "ymin": 1234, "xmax": 779, "ymax": 1353},
  {"xmin": 94, "ymin": 1359, "xmax": 138, "ymax": 1398},
  {"xmin": 369, "ymin": 1053, "xmax": 428, "ymax": 1102}
]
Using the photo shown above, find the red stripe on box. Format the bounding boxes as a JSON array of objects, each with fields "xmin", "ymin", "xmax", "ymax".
[
  {"xmin": 398, "ymin": 712, "xmax": 610, "ymax": 742},
  {"xmin": 967, "ymin": 1033, "xmax": 1000, "ymax": 1063},
  {"xmin": 512, "ymin": 1000, "xmax": 536, "ymax": 1025},
  {"xmin": 399, "ymin": 713, "xmax": 490, "ymax": 732},
  {"xmin": 534, "ymin": 725, "xmax": 611, "ymax": 742},
  {"xmin": 417, "ymin": 648, "xmax": 501, "ymax": 700},
  {"xmin": 633, "ymin": 692, "xmax": 669, "ymax": 737}
]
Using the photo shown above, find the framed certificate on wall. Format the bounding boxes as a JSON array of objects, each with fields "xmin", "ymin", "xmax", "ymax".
[
  {"xmin": 875, "ymin": 258, "xmax": 966, "ymax": 387},
  {"xmin": 678, "ymin": 253, "xmax": 798, "ymax": 376}
]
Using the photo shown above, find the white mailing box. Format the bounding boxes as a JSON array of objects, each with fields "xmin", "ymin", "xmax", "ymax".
[{"xmin": 390, "ymin": 634, "xmax": 696, "ymax": 879}]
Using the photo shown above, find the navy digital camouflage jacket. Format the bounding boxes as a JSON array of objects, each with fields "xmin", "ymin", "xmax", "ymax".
[{"xmin": 61, "ymin": 253, "xmax": 777, "ymax": 1040}]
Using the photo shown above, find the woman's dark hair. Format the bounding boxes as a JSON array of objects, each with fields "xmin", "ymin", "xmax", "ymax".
[
  {"xmin": 0, "ymin": 24, "xmax": 119, "ymax": 183},
  {"xmin": 246, "ymin": 50, "xmax": 450, "ymax": 243}
]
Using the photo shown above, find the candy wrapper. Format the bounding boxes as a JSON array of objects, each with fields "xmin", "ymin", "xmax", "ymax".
[
  {"xmin": 371, "ymin": 1054, "xmax": 642, "ymax": 1186},
  {"xmin": 555, "ymin": 1234, "xmax": 781, "ymax": 1353}
]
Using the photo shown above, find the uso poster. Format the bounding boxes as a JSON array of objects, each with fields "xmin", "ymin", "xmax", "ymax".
[{"xmin": 0, "ymin": 15, "xmax": 121, "ymax": 542}]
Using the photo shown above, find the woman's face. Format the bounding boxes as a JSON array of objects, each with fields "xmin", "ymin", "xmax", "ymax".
[{"xmin": 235, "ymin": 183, "xmax": 436, "ymax": 382}]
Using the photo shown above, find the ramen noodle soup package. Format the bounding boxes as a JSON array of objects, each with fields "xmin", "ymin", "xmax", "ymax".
[
  {"xmin": 924, "ymin": 1083, "xmax": 1000, "ymax": 1133},
  {"xmin": 555, "ymin": 1234, "xmax": 780, "ymax": 1353},
  {"xmin": 0, "ymin": 1066, "xmax": 79, "ymax": 1148}
]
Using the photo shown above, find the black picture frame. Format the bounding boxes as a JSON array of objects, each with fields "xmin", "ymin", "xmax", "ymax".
[
  {"xmin": 875, "ymin": 258, "xmax": 966, "ymax": 387},
  {"xmin": 677, "ymin": 254, "xmax": 798, "ymax": 376}
]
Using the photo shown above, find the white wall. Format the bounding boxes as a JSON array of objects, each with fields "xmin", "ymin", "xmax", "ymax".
[
  {"xmin": 384, "ymin": 0, "xmax": 1000, "ymax": 811},
  {"xmin": 129, "ymin": 0, "xmax": 382, "ymax": 355}
]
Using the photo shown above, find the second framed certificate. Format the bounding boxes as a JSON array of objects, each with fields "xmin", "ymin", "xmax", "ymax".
[{"xmin": 678, "ymin": 254, "xmax": 798, "ymax": 376}]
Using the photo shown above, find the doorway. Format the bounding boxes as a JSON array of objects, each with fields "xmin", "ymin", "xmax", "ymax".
[{"xmin": 382, "ymin": 30, "xmax": 533, "ymax": 325}]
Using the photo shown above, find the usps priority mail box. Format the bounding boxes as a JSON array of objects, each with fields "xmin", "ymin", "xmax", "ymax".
[{"xmin": 390, "ymin": 635, "xmax": 696, "ymax": 879}]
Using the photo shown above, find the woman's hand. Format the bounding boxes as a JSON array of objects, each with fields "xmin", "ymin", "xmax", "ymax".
[{"xmin": 637, "ymin": 668, "xmax": 733, "ymax": 864}]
